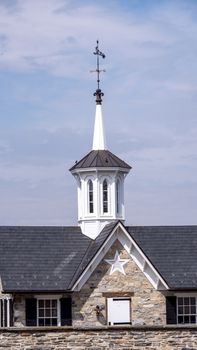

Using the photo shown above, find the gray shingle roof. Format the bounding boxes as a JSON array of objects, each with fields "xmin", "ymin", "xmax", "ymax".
[
  {"xmin": 68, "ymin": 221, "xmax": 118, "ymax": 289},
  {"xmin": 69, "ymin": 150, "xmax": 131, "ymax": 171},
  {"xmin": 1, "ymin": 223, "xmax": 197, "ymax": 292},
  {"xmin": 126, "ymin": 225, "xmax": 197, "ymax": 289},
  {"xmin": 0, "ymin": 226, "xmax": 91, "ymax": 292}
]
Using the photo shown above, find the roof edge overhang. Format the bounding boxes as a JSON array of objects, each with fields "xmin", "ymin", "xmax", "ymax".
[
  {"xmin": 1, "ymin": 289, "xmax": 73, "ymax": 294},
  {"xmin": 167, "ymin": 288, "xmax": 197, "ymax": 292},
  {"xmin": 71, "ymin": 221, "xmax": 169, "ymax": 292},
  {"xmin": 70, "ymin": 166, "xmax": 131, "ymax": 174}
]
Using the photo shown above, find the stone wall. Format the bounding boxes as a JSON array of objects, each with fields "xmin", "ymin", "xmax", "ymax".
[
  {"xmin": 0, "ymin": 326, "xmax": 197, "ymax": 350},
  {"xmin": 11, "ymin": 240, "xmax": 166, "ymax": 328},
  {"xmin": 72, "ymin": 240, "xmax": 166, "ymax": 327}
]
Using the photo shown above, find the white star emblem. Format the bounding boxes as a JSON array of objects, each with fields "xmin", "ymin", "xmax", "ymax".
[{"xmin": 105, "ymin": 250, "xmax": 130, "ymax": 275}]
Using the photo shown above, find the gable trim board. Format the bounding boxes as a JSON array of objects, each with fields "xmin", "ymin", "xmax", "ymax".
[{"xmin": 71, "ymin": 221, "xmax": 169, "ymax": 291}]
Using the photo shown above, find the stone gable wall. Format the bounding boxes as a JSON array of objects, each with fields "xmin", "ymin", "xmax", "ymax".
[
  {"xmin": 0, "ymin": 327, "xmax": 197, "ymax": 350},
  {"xmin": 7, "ymin": 239, "xmax": 166, "ymax": 327},
  {"xmin": 72, "ymin": 240, "xmax": 166, "ymax": 327}
]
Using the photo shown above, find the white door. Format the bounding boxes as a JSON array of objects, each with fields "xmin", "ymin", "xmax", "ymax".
[{"xmin": 107, "ymin": 298, "xmax": 131, "ymax": 325}]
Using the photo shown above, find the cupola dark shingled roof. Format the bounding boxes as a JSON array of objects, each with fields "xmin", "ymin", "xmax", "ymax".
[{"xmin": 69, "ymin": 150, "xmax": 131, "ymax": 171}]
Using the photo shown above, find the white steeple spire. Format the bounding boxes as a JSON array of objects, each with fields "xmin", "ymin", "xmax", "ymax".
[
  {"xmin": 92, "ymin": 97, "xmax": 106, "ymax": 150},
  {"xmin": 91, "ymin": 40, "xmax": 106, "ymax": 150}
]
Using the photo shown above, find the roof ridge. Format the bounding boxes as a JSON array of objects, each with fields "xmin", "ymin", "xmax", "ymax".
[
  {"xmin": 107, "ymin": 149, "xmax": 131, "ymax": 168},
  {"xmin": 89, "ymin": 150, "xmax": 99, "ymax": 167},
  {"xmin": 69, "ymin": 150, "xmax": 92, "ymax": 171},
  {"xmin": 69, "ymin": 221, "xmax": 119, "ymax": 289}
]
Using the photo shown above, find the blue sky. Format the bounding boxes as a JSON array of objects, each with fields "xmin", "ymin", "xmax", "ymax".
[{"xmin": 0, "ymin": 0, "xmax": 197, "ymax": 226}]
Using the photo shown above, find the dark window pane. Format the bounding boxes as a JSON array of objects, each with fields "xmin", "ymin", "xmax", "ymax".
[
  {"xmin": 178, "ymin": 316, "xmax": 183, "ymax": 324},
  {"xmin": 191, "ymin": 297, "xmax": 196, "ymax": 305},
  {"xmin": 116, "ymin": 180, "xmax": 120, "ymax": 214},
  {"xmin": 90, "ymin": 203, "xmax": 93, "ymax": 213},
  {"xmin": 4, "ymin": 300, "xmax": 7, "ymax": 326},
  {"xmin": 52, "ymin": 309, "xmax": 57, "ymax": 317},
  {"xmin": 191, "ymin": 306, "xmax": 196, "ymax": 314},
  {"xmin": 0, "ymin": 300, "xmax": 2, "ymax": 327},
  {"xmin": 178, "ymin": 298, "xmax": 183, "ymax": 305},
  {"xmin": 45, "ymin": 309, "xmax": 51, "ymax": 317},
  {"xmin": 52, "ymin": 300, "xmax": 57, "ymax": 308},
  {"xmin": 45, "ymin": 300, "xmax": 50, "ymax": 308},
  {"xmin": 103, "ymin": 180, "xmax": 107, "ymax": 190},
  {"xmin": 184, "ymin": 315, "xmax": 189, "ymax": 323},
  {"xmin": 184, "ymin": 298, "xmax": 189, "ymax": 305},
  {"xmin": 52, "ymin": 318, "xmax": 57, "ymax": 326},
  {"xmin": 89, "ymin": 180, "xmax": 93, "ymax": 190},
  {"xmin": 39, "ymin": 309, "xmax": 44, "ymax": 317},
  {"xmin": 45, "ymin": 318, "xmax": 51, "ymax": 326},
  {"xmin": 38, "ymin": 300, "xmax": 44, "ymax": 308},
  {"xmin": 184, "ymin": 306, "xmax": 189, "ymax": 314},
  {"xmin": 88, "ymin": 180, "xmax": 94, "ymax": 213},
  {"xmin": 178, "ymin": 306, "xmax": 183, "ymax": 314},
  {"xmin": 39, "ymin": 318, "xmax": 44, "ymax": 326},
  {"xmin": 103, "ymin": 203, "xmax": 108, "ymax": 213},
  {"xmin": 190, "ymin": 315, "xmax": 196, "ymax": 323}
]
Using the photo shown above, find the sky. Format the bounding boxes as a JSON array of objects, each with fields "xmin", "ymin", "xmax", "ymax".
[{"xmin": 0, "ymin": 0, "xmax": 197, "ymax": 226}]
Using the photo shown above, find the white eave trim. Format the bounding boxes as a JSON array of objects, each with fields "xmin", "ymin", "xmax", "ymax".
[
  {"xmin": 117, "ymin": 223, "xmax": 169, "ymax": 290},
  {"xmin": 70, "ymin": 167, "xmax": 130, "ymax": 174},
  {"xmin": 71, "ymin": 222, "xmax": 169, "ymax": 292}
]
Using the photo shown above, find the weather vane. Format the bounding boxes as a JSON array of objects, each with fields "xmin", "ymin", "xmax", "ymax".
[
  {"xmin": 90, "ymin": 40, "xmax": 106, "ymax": 104},
  {"xmin": 90, "ymin": 40, "xmax": 106, "ymax": 90}
]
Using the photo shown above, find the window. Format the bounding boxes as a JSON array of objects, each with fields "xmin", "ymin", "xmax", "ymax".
[
  {"xmin": 103, "ymin": 179, "xmax": 108, "ymax": 213},
  {"xmin": 26, "ymin": 297, "xmax": 72, "ymax": 326},
  {"xmin": 0, "ymin": 297, "xmax": 13, "ymax": 327},
  {"xmin": 116, "ymin": 179, "xmax": 120, "ymax": 214},
  {"xmin": 177, "ymin": 297, "xmax": 196, "ymax": 324},
  {"xmin": 88, "ymin": 179, "xmax": 94, "ymax": 213},
  {"xmin": 38, "ymin": 299, "xmax": 59, "ymax": 326},
  {"xmin": 166, "ymin": 296, "xmax": 197, "ymax": 325},
  {"xmin": 107, "ymin": 297, "xmax": 131, "ymax": 325}
]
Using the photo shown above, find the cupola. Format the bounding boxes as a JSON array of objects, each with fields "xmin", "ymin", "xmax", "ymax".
[{"xmin": 70, "ymin": 41, "xmax": 131, "ymax": 239}]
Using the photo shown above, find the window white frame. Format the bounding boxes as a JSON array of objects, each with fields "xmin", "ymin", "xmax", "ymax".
[
  {"xmin": 177, "ymin": 296, "xmax": 197, "ymax": 324},
  {"xmin": 36, "ymin": 296, "xmax": 61, "ymax": 327},
  {"xmin": 107, "ymin": 297, "xmax": 131, "ymax": 326}
]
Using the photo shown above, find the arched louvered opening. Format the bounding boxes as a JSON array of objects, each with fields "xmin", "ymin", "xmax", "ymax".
[
  {"xmin": 88, "ymin": 179, "xmax": 94, "ymax": 213},
  {"xmin": 103, "ymin": 179, "xmax": 108, "ymax": 213}
]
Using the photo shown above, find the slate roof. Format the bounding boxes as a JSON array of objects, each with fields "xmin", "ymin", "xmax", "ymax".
[
  {"xmin": 69, "ymin": 150, "xmax": 131, "ymax": 171},
  {"xmin": 1, "ymin": 223, "xmax": 197, "ymax": 292},
  {"xmin": 0, "ymin": 226, "xmax": 91, "ymax": 292},
  {"xmin": 68, "ymin": 221, "xmax": 118, "ymax": 289},
  {"xmin": 126, "ymin": 225, "xmax": 197, "ymax": 290}
]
